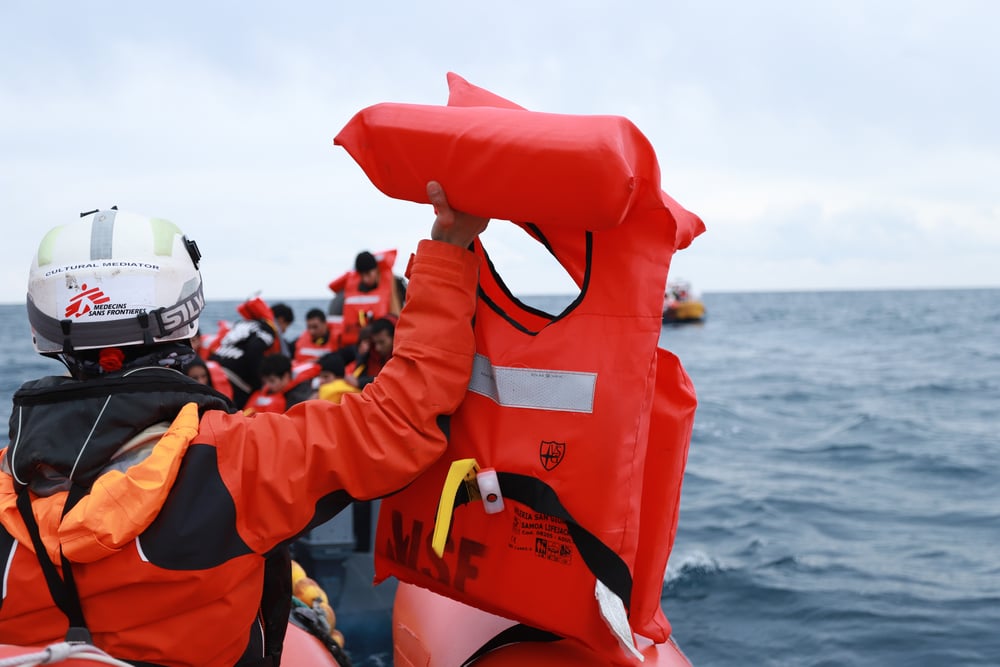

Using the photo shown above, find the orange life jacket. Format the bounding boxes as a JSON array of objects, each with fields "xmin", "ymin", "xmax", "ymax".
[
  {"xmin": 291, "ymin": 328, "xmax": 339, "ymax": 366},
  {"xmin": 243, "ymin": 370, "xmax": 317, "ymax": 416},
  {"xmin": 326, "ymin": 250, "xmax": 398, "ymax": 346},
  {"xmin": 206, "ymin": 360, "xmax": 235, "ymax": 400},
  {"xmin": 361, "ymin": 74, "xmax": 702, "ymax": 665},
  {"xmin": 291, "ymin": 360, "xmax": 321, "ymax": 386},
  {"xmin": 200, "ymin": 320, "xmax": 231, "ymax": 360},
  {"xmin": 242, "ymin": 389, "xmax": 287, "ymax": 415}
]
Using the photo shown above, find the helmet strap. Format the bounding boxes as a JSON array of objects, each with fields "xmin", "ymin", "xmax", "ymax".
[
  {"xmin": 58, "ymin": 343, "xmax": 197, "ymax": 380},
  {"xmin": 136, "ymin": 311, "xmax": 156, "ymax": 346}
]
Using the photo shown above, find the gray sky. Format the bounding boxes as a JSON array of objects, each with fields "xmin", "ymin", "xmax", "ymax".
[{"xmin": 2, "ymin": 1, "xmax": 997, "ymax": 304}]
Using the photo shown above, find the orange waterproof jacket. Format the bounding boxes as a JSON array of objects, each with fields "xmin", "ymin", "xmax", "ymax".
[
  {"xmin": 350, "ymin": 75, "xmax": 701, "ymax": 664},
  {"xmin": 0, "ymin": 240, "xmax": 478, "ymax": 667}
]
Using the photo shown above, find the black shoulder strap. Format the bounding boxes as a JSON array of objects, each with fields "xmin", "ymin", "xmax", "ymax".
[
  {"xmin": 15, "ymin": 483, "xmax": 92, "ymax": 642},
  {"xmin": 16, "ymin": 484, "xmax": 286, "ymax": 667},
  {"xmin": 446, "ymin": 472, "xmax": 633, "ymax": 667},
  {"xmin": 451, "ymin": 471, "xmax": 633, "ymax": 606},
  {"xmin": 460, "ymin": 623, "xmax": 561, "ymax": 667}
]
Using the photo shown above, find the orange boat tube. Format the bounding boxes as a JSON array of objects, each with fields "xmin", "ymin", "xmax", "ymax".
[
  {"xmin": 393, "ymin": 582, "xmax": 692, "ymax": 667},
  {"xmin": 0, "ymin": 624, "xmax": 339, "ymax": 666}
]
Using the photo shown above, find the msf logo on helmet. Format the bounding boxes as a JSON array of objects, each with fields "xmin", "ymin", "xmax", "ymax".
[{"xmin": 65, "ymin": 284, "xmax": 110, "ymax": 318}]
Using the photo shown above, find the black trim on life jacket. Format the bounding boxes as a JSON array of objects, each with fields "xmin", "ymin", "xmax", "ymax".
[
  {"xmin": 521, "ymin": 222, "xmax": 555, "ymax": 255},
  {"xmin": 476, "ymin": 230, "xmax": 592, "ymax": 335}
]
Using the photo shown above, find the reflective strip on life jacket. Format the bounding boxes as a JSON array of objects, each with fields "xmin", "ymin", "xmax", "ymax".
[
  {"xmin": 468, "ymin": 354, "xmax": 596, "ymax": 413},
  {"xmin": 292, "ymin": 329, "xmax": 338, "ymax": 365}
]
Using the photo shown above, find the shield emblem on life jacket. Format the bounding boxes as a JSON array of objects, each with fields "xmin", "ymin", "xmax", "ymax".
[{"xmin": 539, "ymin": 441, "xmax": 566, "ymax": 471}]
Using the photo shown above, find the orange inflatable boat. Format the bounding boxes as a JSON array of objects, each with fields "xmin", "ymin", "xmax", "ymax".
[
  {"xmin": 0, "ymin": 624, "xmax": 339, "ymax": 666},
  {"xmin": 393, "ymin": 582, "xmax": 692, "ymax": 667}
]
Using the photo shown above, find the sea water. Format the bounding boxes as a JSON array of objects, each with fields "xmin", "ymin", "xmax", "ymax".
[{"xmin": 1, "ymin": 288, "xmax": 997, "ymax": 666}]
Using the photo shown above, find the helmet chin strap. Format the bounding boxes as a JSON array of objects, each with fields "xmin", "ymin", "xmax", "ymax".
[{"xmin": 56, "ymin": 342, "xmax": 197, "ymax": 380}]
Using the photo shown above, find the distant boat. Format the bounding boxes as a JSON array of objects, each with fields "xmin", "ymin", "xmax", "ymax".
[{"xmin": 662, "ymin": 280, "xmax": 705, "ymax": 324}]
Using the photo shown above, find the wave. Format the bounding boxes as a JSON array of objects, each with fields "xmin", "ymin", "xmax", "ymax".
[{"xmin": 664, "ymin": 551, "xmax": 727, "ymax": 588}]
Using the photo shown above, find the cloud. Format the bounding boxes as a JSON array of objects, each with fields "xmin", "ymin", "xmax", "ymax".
[{"xmin": 1, "ymin": 1, "xmax": 998, "ymax": 304}]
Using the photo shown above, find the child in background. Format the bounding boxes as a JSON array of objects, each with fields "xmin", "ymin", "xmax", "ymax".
[
  {"xmin": 316, "ymin": 353, "xmax": 361, "ymax": 404},
  {"xmin": 243, "ymin": 353, "xmax": 314, "ymax": 415}
]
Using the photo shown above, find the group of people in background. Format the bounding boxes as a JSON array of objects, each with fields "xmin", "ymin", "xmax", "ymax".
[{"xmin": 184, "ymin": 249, "xmax": 407, "ymax": 415}]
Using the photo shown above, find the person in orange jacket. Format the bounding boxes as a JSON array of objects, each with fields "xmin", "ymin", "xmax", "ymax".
[
  {"xmin": 291, "ymin": 308, "xmax": 340, "ymax": 367},
  {"xmin": 242, "ymin": 353, "xmax": 314, "ymax": 415},
  {"xmin": 326, "ymin": 250, "xmax": 406, "ymax": 348},
  {"xmin": 0, "ymin": 182, "xmax": 488, "ymax": 667}
]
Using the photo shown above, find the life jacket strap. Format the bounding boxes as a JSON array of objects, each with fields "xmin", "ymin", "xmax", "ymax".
[
  {"xmin": 459, "ymin": 623, "xmax": 561, "ymax": 667},
  {"xmin": 438, "ymin": 469, "xmax": 642, "ymax": 659},
  {"xmin": 432, "ymin": 458, "xmax": 482, "ymax": 557},
  {"xmin": 16, "ymin": 483, "xmax": 282, "ymax": 667},
  {"xmin": 497, "ymin": 472, "xmax": 633, "ymax": 607},
  {"xmin": 434, "ymin": 466, "xmax": 634, "ymax": 610},
  {"xmin": 15, "ymin": 483, "xmax": 91, "ymax": 643}
]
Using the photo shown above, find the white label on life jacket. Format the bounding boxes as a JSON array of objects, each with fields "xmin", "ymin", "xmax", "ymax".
[
  {"xmin": 468, "ymin": 354, "xmax": 597, "ymax": 413},
  {"xmin": 595, "ymin": 579, "xmax": 644, "ymax": 662}
]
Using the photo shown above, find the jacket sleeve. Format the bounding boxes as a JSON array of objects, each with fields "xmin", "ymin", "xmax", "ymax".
[{"xmin": 197, "ymin": 240, "xmax": 479, "ymax": 553}]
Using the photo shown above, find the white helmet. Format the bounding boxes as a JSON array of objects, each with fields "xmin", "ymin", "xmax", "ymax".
[{"xmin": 27, "ymin": 208, "xmax": 205, "ymax": 354}]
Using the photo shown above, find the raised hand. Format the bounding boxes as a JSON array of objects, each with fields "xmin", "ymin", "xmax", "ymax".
[{"xmin": 427, "ymin": 181, "xmax": 489, "ymax": 248}]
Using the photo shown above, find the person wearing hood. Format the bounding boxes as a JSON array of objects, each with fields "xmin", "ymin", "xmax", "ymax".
[{"xmin": 0, "ymin": 182, "xmax": 487, "ymax": 666}]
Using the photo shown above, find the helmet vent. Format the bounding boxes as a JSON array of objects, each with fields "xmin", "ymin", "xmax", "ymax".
[{"xmin": 184, "ymin": 237, "xmax": 202, "ymax": 269}]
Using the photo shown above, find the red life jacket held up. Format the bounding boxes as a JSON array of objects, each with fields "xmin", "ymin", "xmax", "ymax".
[{"xmin": 339, "ymin": 74, "xmax": 703, "ymax": 665}]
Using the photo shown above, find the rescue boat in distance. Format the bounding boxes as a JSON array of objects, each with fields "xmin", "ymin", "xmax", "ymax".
[{"xmin": 662, "ymin": 280, "xmax": 705, "ymax": 324}]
